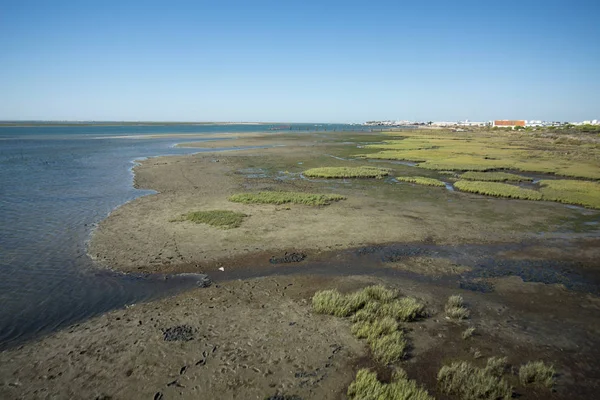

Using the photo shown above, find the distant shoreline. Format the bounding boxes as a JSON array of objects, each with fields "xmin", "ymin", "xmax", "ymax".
[{"xmin": 0, "ymin": 121, "xmax": 268, "ymax": 127}]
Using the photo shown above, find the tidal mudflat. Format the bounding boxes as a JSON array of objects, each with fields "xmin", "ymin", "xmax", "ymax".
[{"xmin": 2, "ymin": 129, "xmax": 599, "ymax": 399}]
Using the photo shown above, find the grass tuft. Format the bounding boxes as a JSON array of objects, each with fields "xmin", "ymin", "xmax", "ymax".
[
  {"xmin": 351, "ymin": 317, "xmax": 398, "ymax": 342},
  {"xmin": 454, "ymin": 180, "xmax": 543, "ymax": 201},
  {"xmin": 437, "ymin": 360, "xmax": 513, "ymax": 400},
  {"xmin": 485, "ymin": 356, "xmax": 509, "ymax": 377},
  {"xmin": 312, "ymin": 285, "xmax": 426, "ymax": 365},
  {"xmin": 179, "ymin": 210, "xmax": 247, "ymax": 229},
  {"xmin": 519, "ymin": 361, "xmax": 555, "ymax": 388},
  {"xmin": 460, "ymin": 171, "xmax": 533, "ymax": 182},
  {"xmin": 370, "ymin": 331, "xmax": 408, "ymax": 364},
  {"xmin": 462, "ymin": 327, "xmax": 476, "ymax": 340},
  {"xmin": 229, "ymin": 191, "xmax": 345, "ymax": 206},
  {"xmin": 396, "ymin": 176, "xmax": 446, "ymax": 187},
  {"xmin": 304, "ymin": 166, "xmax": 390, "ymax": 179},
  {"xmin": 312, "ymin": 289, "xmax": 366, "ymax": 317},
  {"xmin": 445, "ymin": 295, "xmax": 470, "ymax": 320},
  {"xmin": 348, "ymin": 368, "xmax": 433, "ymax": 400}
]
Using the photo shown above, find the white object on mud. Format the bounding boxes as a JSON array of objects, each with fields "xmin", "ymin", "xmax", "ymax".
[{"xmin": 218, "ymin": 267, "xmax": 225, "ymax": 271}]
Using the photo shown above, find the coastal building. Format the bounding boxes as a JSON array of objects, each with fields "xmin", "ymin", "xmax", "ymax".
[{"xmin": 493, "ymin": 120, "xmax": 526, "ymax": 128}]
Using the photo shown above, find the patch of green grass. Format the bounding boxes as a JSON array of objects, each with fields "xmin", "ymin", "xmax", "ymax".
[
  {"xmin": 485, "ymin": 356, "xmax": 509, "ymax": 377},
  {"xmin": 519, "ymin": 361, "xmax": 555, "ymax": 388},
  {"xmin": 370, "ymin": 331, "xmax": 408, "ymax": 364},
  {"xmin": 313, "ymin": 285, "xmax": 426, "ymax": 365},
  {"xmin": 348, "ymin": 368, "xmax": 433, "ymax": 400},
  {"xmin": 178, "ymin": 210, "xmax": 247, "ymax": 229},
  {"xmin": 445, "ymin": 295, "xmax": 470, "ymax": 320},
  {"xmin": 396, "ymin": 176, "xmax": 446, "ymax": 187},
  {"xmin": 539, "ymin": 180, "xmax": 600, "ymax": 209},
  {"xmin": 360, "ymin": 132, "xmax": 600, "ymax": 179},
  {"xmin": 312, "ymin": 289, "xmax": 368, "ymax": 317},
  {"xmin": 303, "ymin": 166, "xmax": 390, "ymax": 179},
  {"xmin": 351, "ymin": 317, "xmax": 398, "ymax": 341},
  {"xmin": 462, "ymin": 327, "xmax": 476, "ymax": 339},
  {"xmin": 454, "ymin": 180, "xmax": 543, "ymax": 201},
  {"xmin": 437, "ymin": 360, "xmax": 513, "ymax": 400},
  {"xmin": 460, "ymin": 171, "xmax": 533, "ymax": 182},
  {"xmin": 229, "ymin": 191, "xmax": 346, "ymax": 206},
  {"xmin": 351, "ymin": 297, "xmax": 426, "ymax": 323}
]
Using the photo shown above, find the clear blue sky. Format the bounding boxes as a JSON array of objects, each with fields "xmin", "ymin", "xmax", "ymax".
[{"xmin": 1, "ymin": 0, "xmax": 599, "ymax": 122}]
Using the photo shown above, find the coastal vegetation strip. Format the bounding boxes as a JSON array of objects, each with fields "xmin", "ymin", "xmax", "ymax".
[
  {"xmin": 361, "ymin": 132, "xmax": 600, "ymax": 179},
  {"xmin": 539, "ymin": 179, "xmax": 600, "ymax": 209},
  {"xmin": 303, "ymin": 166, "xmax": 390, "ymax": 179},
  {"xmin": 396, "ymin": 176, "xmax": 446, "ymax": 187},
  {"xmin": 460, "ymin": 171, "xmax": 533, "ymax": 182},
  {"xmin": 229, "ymin": 191, "xmax": 345, "ymax": 206},
  {"xmin": 454, "ymin": 181, "xmax": 543, "ymax": 201},
  {"xmin": 176, "ymin": 210, "xmax": 247, "ymax": 229},
  {"xmin": 453, "ymin": 179, "xmax": 600, "ymax": 209}
]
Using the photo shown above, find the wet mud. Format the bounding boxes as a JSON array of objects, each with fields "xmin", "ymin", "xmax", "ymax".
[{"xmin": 207, "ymin": 239, "xmax": 600, "ymax": 297}]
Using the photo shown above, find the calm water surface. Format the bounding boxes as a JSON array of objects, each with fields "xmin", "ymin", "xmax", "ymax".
[{"xmin": 0, "ymin": 123, "xmax": 363, "ymax": 349}]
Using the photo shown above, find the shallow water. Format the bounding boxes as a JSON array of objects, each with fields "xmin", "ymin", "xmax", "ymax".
[{"xmin": 0, "ymin": 123, "xmax": 360, "ymax": 349}]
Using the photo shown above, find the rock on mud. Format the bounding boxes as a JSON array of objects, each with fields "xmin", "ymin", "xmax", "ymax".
[
  {"xmin": 162, "ymin": 325, "xmax": 195, "ymax": 342},
  {"xmin": 270, "ymin": 252, "xmax": 307, "ymax": 264}
]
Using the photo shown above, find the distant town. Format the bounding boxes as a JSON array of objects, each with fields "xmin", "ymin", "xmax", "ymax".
[{"xmin": 363, "ymin": 119, "xmax": 600, "ymax": 128}]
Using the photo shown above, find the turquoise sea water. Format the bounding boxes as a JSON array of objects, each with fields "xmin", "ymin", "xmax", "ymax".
[{"xmin": 0, "ymin": 123, "xmax": 366, "ymax": 348}]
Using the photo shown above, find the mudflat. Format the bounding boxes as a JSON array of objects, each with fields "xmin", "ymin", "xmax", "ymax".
[{"xmin": 2, "ymin": 129, "xmax": 600, "ymax": 399}]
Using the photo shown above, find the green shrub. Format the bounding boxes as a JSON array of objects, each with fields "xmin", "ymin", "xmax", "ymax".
[
  {"xmin": 312, "ymin": 289, "xmax": 362, "ymax": 317},
  {"xmin": 179, "ymin": 210, "xmax": 247, "ymax": 229},
  {"xmin": 371, "ymin": 331, "xmax": 408, "ymax": 364},
  {"xmin": 519, "ymin": 361, "xmax": 555, "ymax": 388},
  {"xmin": 445, "ymin": 295, "xmax": 470, "ymax": 320},
  {"xmin": 462, "ymin": 327, "xmax": 476, "ymax": 339},
  {"xmin": 348, "ymin": 368, "xmax": 433, "ymax": 400},
  {"xmin": 304, "ymin": 166, "xmax": 390, "ymax": 179},
  {"xmin": 437, "ymin": 360, "xmax": 512, "ymax": 400},
  {"xmin": 396, "ymin": 176, "xmax": 446, "ymax": 187},
  {"xmin": 485, "ymin": 356, "xmax": 508, "ymax": 377},
  {"xmin": 351, "ymin": 317, "xmax": 398, "ymax": 341},
  {"xmin": 312, "ymin": 285, "xmax": 426, "ymax": 366},
  {"xmin": 229, "ymin": 191, "xmax": 345, "ymax": 206}
]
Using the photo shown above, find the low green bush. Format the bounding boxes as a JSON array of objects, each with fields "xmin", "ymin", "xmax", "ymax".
[
  {"xmin": 396, "ymin": 176, "xmax": 446, "ymax": 187},
  {"xmin": 437, "ymin": 360, "xmax": 512, "ymax": 400},
  {"xmin": 348, "ymin": 368, "xmax": 433, "ymax": 400},
  {"xmin": 519, "ymin": 361, "xmax": 555, "ymax": 388}
]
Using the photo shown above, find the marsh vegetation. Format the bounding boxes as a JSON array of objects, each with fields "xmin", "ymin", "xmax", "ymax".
[
  {"xmin": 176, "ymin": 210, "xmax": 247, "ymax": 229},
  {"xmin": 348, "ymin": 368, "xmax": 433, "ymax": 400},
  {"xmin": 312, "ymin": 285, "xmax": 425, "ymax": 364},
  {"xmin": 303, "ymin": 166, "xmax": 390, "ymax": 179},
  {"xmin": 460, "ymin": 171, "xmax": 533, "ymax": 182},
  {"xmin": 229, "ymin": 191, "xmax": 345, "ymax": 206},
  {"xmin": 396, "ymin": 176, "xmax": 446, "ymax": 187}
]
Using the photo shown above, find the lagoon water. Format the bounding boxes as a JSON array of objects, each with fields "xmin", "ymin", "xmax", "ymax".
[{"xmin": 0, "ymin": 123, "xmax": 363, "ymax": 349}]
